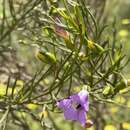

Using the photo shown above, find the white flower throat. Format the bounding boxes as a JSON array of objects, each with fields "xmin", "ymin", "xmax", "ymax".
[{"xmin": 72, "ymin": 102, "xmax": 81, "ymax": 110}]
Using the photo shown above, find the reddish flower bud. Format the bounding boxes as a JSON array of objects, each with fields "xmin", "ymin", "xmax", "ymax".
[
  {"xmin": 85, "ymin": 120, "xmax": 93, "ymax": 128},
  {"xmin": 55, "ymin": 25, "xmax": 70, "ymax": 40}
]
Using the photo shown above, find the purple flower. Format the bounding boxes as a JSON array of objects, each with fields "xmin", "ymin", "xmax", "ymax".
[{"xmin": 57, "ymin": 90, "xmax": 91, "ymax": 127}]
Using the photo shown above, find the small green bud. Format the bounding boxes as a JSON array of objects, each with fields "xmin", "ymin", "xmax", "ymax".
[
  {"xmin": 87, "ymin": 40, "xmax": 104, "ymax": 58},
  {"xmin": 114, "ymin": 78, "xmax": 128, "ymax": 93},
  {"xmin": 128, "ymin": 79, "xmax": 130, "ymax": 86},
  {"xmin": 36, "ymin": 51, "xmax": 57, "ymax": 64},
  {"xmin": 94, "ymin": 43, "xmax": 104, "ymax": 53},
  {"xmin": 63, "ymin": 61, "xmax": 71, "ymax": 70},
  {"xmin": 103, "ymin": 85, "xmax": 114, "ymax": 96}
]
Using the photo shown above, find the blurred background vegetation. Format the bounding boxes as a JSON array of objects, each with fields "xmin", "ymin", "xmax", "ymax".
[{"xmin": 0, "ymin": 0, "xmax": 130, "ymax": 130}]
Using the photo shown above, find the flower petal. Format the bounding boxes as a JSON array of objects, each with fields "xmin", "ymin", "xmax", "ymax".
[
  {"xmin": 78, "ymin": 90, "xmax": 89, "ymax": 104},
  {"xmin": 57, "ymin": 99, "xmax": 71, "ymax": 110},
  {"xmin": 83, "ymin": 102, "xmax": 89, "ymax": 112},
  {"xmin": 78, "ymin": 109, "xmax": 87, "ymax": 127},
  {"xmin": 70, "ymin": 90, "xmax": 89, "ymax": 111},
  {"xmin": 64, "ymin": 108, "xmax": 78, "ymax": 121}
]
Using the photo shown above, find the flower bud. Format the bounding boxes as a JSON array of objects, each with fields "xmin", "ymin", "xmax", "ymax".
[
  {"xmin": 85, "ymin": 120, "xmax": 93, "ymax": 128},
  {"xmin": 127, "ymin": 79, "xmax": 130, "ymax": 86},
  {"xmin": 27, "ymin": 103, "xmax": 38, "ymax": 110},
  {"xmin": 87, "ymin": 40, "xmax": 95, "ymax": 49},
  {"xmin": 87, "ymin": 40, "xmax": 104, "ymax": 57},
  {"xmin": 103, "ymin": 85, "xmax": 114, "ymax": 96},
  {"xmin": 114, "ymin": 78, "xmax": 128, "ymax": 93},
  {"xmin": 36, "ymin": 51, "xmax": 57, "ymax": 64},
  {"xmin": 39, "ymin": 111, "xmax": 48, "ymax": 119},
  {"xmin": 94, "ymin": 43, "xmax": 104, "ymax": 52},
  {"xmin": 55, "ymin": 25, "xmax": 74, "ymax": 50},
  {"xmin": 55, "ymin": 25, "xmax": 70, "ymax": 40}
]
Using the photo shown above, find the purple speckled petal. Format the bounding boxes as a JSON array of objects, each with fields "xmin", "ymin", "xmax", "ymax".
[
  {"xmin": 70, "ymin": 94, "xmax": 79, "ymax": 103},
  {"xmin": 56, "ymin": 90, "xmax": 90, "ymax": 127},
  {"xmin": 57, "ymin": 99, "xmax": 71, "ymax": 110},
  {"xmin": 78, "ymin": 90, "xmax": 89, "ymax": 104},
  {"xmin": 83, "ymin": 103, "xmax": 89, "ymax": 111},
  {"xmin": 64, "ymin": 108, "xmax": 78, "ymax": 120},
  {"xmin": 70, "ymin": 90, "xmax": 89, "ymax": 111},
  {"xmin": 78, "ymin": 109, "xmax": 87, "ymax": 127}
]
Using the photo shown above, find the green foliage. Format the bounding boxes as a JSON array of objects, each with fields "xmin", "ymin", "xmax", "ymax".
[{"xmin": 0, "ymin": 0, "xmax": 130, "ymax": 130}]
